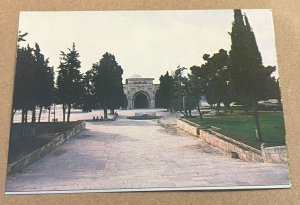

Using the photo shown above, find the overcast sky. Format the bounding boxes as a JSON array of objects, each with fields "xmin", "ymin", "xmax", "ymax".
[{"xmin": 18, "ymin": 10, "xmax": 278, "ymax": 83}]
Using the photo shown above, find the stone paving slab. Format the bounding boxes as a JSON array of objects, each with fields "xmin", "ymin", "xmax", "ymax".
[{"xmin": 6, "ymin": 109, "xmax": 290, "ymax": 193}]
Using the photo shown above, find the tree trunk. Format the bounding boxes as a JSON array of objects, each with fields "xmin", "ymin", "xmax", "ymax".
[
  {"xmin": 29, "ymin": 108, "xmax": 36, "ymax": 137},
  {"xmin": 103, "ymin": 101, "xmax": 108, "ymax": 119},
  {"xmin": 182, "ymin": 96, "xmax": 188, "ymax": 117},
  {"xmin": 21, "ymin": 109, "xmax": 25, "ymax": 123},
  {"xmin": 38, "ymin": 106, "xmax": 42, "ymax": 122},
  {"xmin": 31, "ymin": 107, "xmax": 36, "ymax": 123},
  {"xmin": 244, "ymin": 105, "xmax": 250, "ymax": 114},
  {"xmin": 196, "ymin": 100, "xmax": 203, "ymax": 119},
  {"xmin": 25, "ymin": 110, "xmax": 28, "ymax": 123},
  {"xmin": 110, "ymin": 109, "xmax": 114, "ymax": 114},
  {"xmin": 216, "ymin": 102, "xmax": 220, "ymax": 115},
  {"xmin": 67, "ymin": 103, "xmax": 71, "ymax": 122},
  {"xmin": 53, "ymin": 104, "xmax": 56, "ymax": 121},
  {"xmin": 48, "ymin": 107, "xmax": 51, "ymax": 122},
  {"xmin": 252, "ymin": 101, "xmax": 263, "ymax": 141},
  {"xmin": 188, "ymin": 109, "xmax": 192, "ymax": 117},
  {"xmin": 62, "ymin": 104, "xmax": 66, "ymax": 122}
]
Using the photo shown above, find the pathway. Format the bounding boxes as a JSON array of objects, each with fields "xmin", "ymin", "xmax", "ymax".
[{"xmin": 6, "ymin": 109, "xmax": 290, "ymax": 193}]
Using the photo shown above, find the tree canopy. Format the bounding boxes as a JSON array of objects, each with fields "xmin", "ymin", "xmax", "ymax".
[
  {"xmin": 56, "ymin": 43, "xmax": 83, "ymax": 122},
  {"xmin": 202, "ymin": 49, "xmax": 232, "ymax": 113},
  {"xmin": 155, "ymin": 71, "xmax": 174, "ymax": 110},
  {"xmin": 228, "ymin": 9, "xmax": 277, "ymax": 141},
  {"xmin": 13, "ymin": 32, "xmax": 55, "ymax": 124},
  {"xmin": 91, "ymin": 52, "xmax": 124, "ymax": 119},
  {"xmin": 170, "ymin": 66, "xmax": 197, "ymax": 117}
]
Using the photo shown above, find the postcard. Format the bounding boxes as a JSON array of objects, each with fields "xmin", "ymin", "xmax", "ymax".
[{"xmin": 6, "ymin": 9, "xmax": 290, "ymax": 194}]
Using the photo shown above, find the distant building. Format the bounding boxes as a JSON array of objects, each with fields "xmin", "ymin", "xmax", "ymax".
[{"xmin": 123, "ymin": 74, "xmax": 159, "ymax": 109}]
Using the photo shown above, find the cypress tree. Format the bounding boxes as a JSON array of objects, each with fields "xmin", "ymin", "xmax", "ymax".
[{"xmin": 228, "ymin": 9, "xmax": 269, "ymax": 141}]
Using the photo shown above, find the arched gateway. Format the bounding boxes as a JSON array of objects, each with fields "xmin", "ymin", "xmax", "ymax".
[{"xmin": 123, "ymin": 75, "xmax": 159, "ymax": 109}]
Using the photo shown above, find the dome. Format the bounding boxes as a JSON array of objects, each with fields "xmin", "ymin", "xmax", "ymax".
[{"xmin": 129, "ymin": 74, "xmax": 142, "ymax": 78}]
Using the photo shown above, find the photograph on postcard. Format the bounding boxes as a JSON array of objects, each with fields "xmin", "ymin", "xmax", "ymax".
[{"xmin": 5, "ymin": 9, "xmax": 291, "ymax": 194}]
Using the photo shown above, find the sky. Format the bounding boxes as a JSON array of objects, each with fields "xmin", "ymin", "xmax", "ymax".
[{"xmin": 18, "ymin": 10, "xmax": 279, "ymax": 83}]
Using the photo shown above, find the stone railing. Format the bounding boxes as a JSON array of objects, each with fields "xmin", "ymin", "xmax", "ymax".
[
  {"xmin": 7, "ymin": 121, "xmax": 86, "ymax": 175},
  {"xmin": 176, "ymin": 118, "xmax": 287, "ymax": 164}
]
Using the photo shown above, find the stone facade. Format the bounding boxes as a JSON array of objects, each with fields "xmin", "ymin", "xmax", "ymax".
[{"xmin": 123, "ymin": 75, "xmax": 159, "ymax": 109}]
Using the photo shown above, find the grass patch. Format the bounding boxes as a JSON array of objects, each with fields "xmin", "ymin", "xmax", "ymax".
[
  {"xmin": 188, "ymin": 112, "xmax": 286, "ymax": 149},
  {"xmin": 8, "ymin": 121, "xmax": 81, "ymax": 163}
]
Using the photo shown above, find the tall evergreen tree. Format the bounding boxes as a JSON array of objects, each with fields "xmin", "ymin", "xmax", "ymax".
[
  {"xmin": 13, "ymin": 32, "xmax": 55, "ymax": 124},
  {"xmin": 155, "ymin": 71, "xmax": 174, "ymax": 110},
  {"xmin": 56, "ymin": 43, "xmax": 83, "ymax": 122},
  {"xmin": 92, "ymin": 52, "xmax": 124, "ymax": 119},
  {"xmin": 13, "ymin": 45, "xmax": 37, "ymax": 123},
  {"xmin": 34, "ymin": 43, "xmax": 55, "ymax": 122},
  {"xmin": 228, "ymin": 10, "xmax": 275, "ymax": 141}
]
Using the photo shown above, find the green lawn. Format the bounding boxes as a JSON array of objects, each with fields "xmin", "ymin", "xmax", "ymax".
[{"xmin": 188, "ymin": 112, "xmax": 286, "ymax": 149}]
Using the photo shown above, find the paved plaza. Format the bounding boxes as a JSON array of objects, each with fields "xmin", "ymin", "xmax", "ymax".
[{"xmin": 6, "ymin": 109, "xmax": 290, "ymax": 193}]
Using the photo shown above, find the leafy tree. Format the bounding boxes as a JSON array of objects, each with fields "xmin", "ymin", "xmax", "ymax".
[
  {"xmin": 80, "ymin": 69, "xmax": 97, "ymax": 112},
  {"xmin": 170, "ymin": 66, "xmax": 196, "ymax": 117},
  {"xmin": 257, "ymin": 66, "xmax": 281, "ymax": 103},
  {"xmin": 183, "ymin": 79, "xmax": 200, "ymax": 117},
  {"xmin": 13, "ymin": 45, "xmax": 37, "ymax": 123},
  {"xmin": 188, "ymin": 65, "xmax": 206, "ymax": 119},
  {"xmin": 155, "ymin": 71, "xmax": 174, "ymax": 110},
  {"xmin": 170, "ymin": 67, "xmax": 185, "ymax": 114},
  {"xmin": 33, "ymin": 43, "xmax": 55, "ymax": 122},
  {"xmin": 202, "ymin": 49, "xmax": 232, "ymax": 114},
  {"xmin": 13, "ymin": 32, "xmax": 55, "ymax": 125},
  {"xmin": 56, "ymin": 43, "xmax": 83, "ymax": 122},
  {"xmin": 228, "ymin": 10, "xmax": 277, "ymax": 141},
  {"xmin": 92, "ymin": 52, "xmax": 124, "ymax": 119}
]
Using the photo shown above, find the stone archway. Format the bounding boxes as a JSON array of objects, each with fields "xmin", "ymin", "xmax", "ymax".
[
  {"xmin": 123, "ymin": 75, "xmax": 159, "ymax": 109},
  {"xmin": 132, "ymin": 91, "xmax": 151, "ymax": 109}
]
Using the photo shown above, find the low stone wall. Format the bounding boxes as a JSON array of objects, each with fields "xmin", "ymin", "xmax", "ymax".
[
  {"xmin": 7, "ymin": 121, "xmax": 86, "ymax": 175},
  {"xmin": 176, "ymin": 118, "xmax": 201, "ymax": 136},
  {"xmin": 261, "ymin": 144, "xmax": 288, "ymax": 164},
  {"xmin": 199, "ymin": 129, "xmax": 263, "ymax": 162},
  {"xmin": 176, "ymin": 118, "xmax": 287, "ymax": 164}
]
